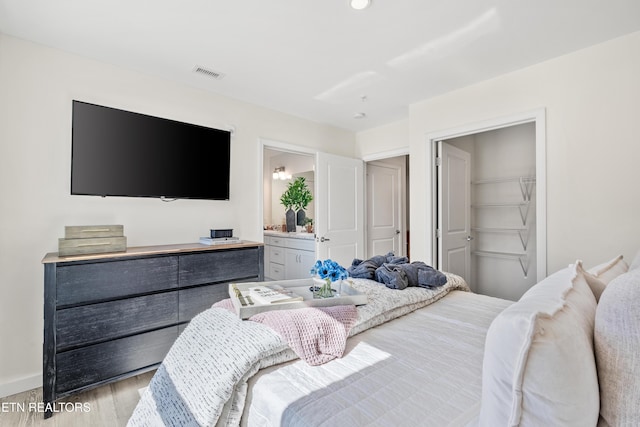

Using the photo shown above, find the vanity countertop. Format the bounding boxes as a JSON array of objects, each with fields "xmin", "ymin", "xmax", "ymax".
[{"xmin": 264, "ymin": 230, "xmax": 315, "ymax": 240}]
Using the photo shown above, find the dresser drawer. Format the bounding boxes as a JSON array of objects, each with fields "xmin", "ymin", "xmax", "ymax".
[
  {"xmin": 268, "ymin": 236, "xmax": 286, "ymax": 247},
  {"xmin": 179, "ymin": 248, "xmax": 260, "ymax": 287},
  {"xmin": 269, "ymin": 246, "xmax": 285, "ymax": 264},
  {"xmin": 56, "ymin": 292, "xmax": 178, "ymax": 351},
  {"xmin": 269, "ymin": 262, "xmax": 285, "ymax": 280},
  {"xmin": 178, "ymin": 277, "xmax": 260, "ymax": 322},
  {"xmin": 286, "ymin": 238, "xmax": 315, "ymax": 251},
  {"xmin": 55, "ymin": 326, "xmax": 178, "ymax": 394},
  {"xmin": 178, "ymin": 283, "xmax": 228, "ymax": 322},
  {"xmin": 56, "ymin": 257, "xmax": 178, "ymax": 306}
]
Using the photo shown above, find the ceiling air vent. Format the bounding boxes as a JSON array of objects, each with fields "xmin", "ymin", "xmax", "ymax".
[{"xmin": 193, "ymin": 65, "xmax": 225, "ymax": 80}]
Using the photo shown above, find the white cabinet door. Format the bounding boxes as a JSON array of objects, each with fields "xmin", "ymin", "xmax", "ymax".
[
  {"xmin": 285, "ymin": 248, "xmax": 315, "ymax": 279},
  {"xmin": 298, "ymin": 249, "xmax": 316, "ymax": 277},
  {"xmin": 285, "ymin": 248, "xmax": 300, "ymax": 279}
]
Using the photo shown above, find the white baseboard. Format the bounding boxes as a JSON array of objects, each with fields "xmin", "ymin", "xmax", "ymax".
[{"xmin": 0, "ymin": 374, "xmax": 42, "ymax": 399}]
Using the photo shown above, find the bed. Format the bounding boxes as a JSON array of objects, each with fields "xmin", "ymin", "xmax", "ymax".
[
  {"xmin": 128, "ymin": 252, "xmax": 640, "ymax": 427},
  {"xmin": 242, "ymin": 290, "xmax": 510, "ymax": 426}
]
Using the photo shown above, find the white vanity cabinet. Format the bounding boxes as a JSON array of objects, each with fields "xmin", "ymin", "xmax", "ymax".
[{"xmin": 264, "ymin": 233, "xmax": 316, "ymax": 280}]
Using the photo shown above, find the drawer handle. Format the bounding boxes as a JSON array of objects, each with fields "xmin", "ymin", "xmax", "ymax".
[
  {"xmin": 81, "ymin": 228, "xmax": 111, "ymax": 233},
  {"xmin": 77, "ymin": 242, "xmax": 112, "ymax": 247}
]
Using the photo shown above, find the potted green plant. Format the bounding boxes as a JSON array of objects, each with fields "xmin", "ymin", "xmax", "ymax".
[
  {"xmin": 280, "ymin": 177, "xmax": 313, "ymax": 232},
  {"xmin": 279, "ymin": 186, "xmax": 295, "ymax": 232},
  {"xmin": 303, "ymin": 217, "xmax": 314, "ymax": 233}
]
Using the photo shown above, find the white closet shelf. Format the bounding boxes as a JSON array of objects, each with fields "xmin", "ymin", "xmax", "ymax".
[
  {"xmin": 472, "ymin": 227, "xmax": 528, "ymax": 233},
  {"xmin": 472, "ymin": 176, "xmax": 536, "ymax": 185},
  {"xmin": 473, "ymin": 250, "xmax": 529, "ymax": 277},
  {"xmin": 472, "ymin": 201, "xmax": 530, "ymax": 225},
  {"xmin": 472, "ymin": 227, "xmax": 530, "ymax": 250},
  {"xmin": 472, "ymin": 202, "xmax": 529, "ymax": 208},
  {"xmin": 473, "ymin": 176, "xmax": 536, "ymax": 202},
  {"xmin": 473, "ymin": 250, "xmax": 526, "ymax": 258}
]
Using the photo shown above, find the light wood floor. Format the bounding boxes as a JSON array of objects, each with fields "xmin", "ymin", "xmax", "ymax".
[{"xmin": 0, "ymin": 371, "xmax": 154, "ymax": 427}]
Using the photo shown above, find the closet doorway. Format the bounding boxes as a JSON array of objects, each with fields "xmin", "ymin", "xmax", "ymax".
[{"xmin": 431, "ymin": 110, "xmax": 546, "ymax": 301}]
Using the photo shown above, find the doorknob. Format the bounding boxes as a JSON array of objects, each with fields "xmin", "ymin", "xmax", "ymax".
[
  {"xmin": 466, "ymin": 236, "xmax": 474, "ymax": 241},
  {"xmin": 395, "ymin": 230, "xmax": 401, "ymax": 235},
  {"xmin": 319, "ymin": 236, "xmax": 331, "ymax": 242}
]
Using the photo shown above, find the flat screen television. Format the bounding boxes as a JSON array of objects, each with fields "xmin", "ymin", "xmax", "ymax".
[{"xmin": 71, "ymin": 100, "xmax": 231, "ymax": 200}]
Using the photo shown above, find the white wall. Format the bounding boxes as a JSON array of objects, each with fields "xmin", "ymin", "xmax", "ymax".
[
  {"xmin": 356, "ymin": 119, "xmax": 409, "ymax": 159},
  {"xmin": 0, "ymin": 34, "xmax": 355, "ymax": 395},
  {"xmin": 358, "ymin": 31, "xmax": 640, "ymax": 275}
]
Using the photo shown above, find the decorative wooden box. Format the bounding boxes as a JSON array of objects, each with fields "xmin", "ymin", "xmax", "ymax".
[
  {"xmin": 58, "ymin": 225, "xmax": 126, "ymax": 256},
  {"xmin": 64, "ymin": 224, "xmax": 124, "ymax": 239}
]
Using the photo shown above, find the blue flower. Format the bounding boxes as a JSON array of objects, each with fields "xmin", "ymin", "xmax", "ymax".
[
  {"xmin": 309, "ymin": 259, "xmax": 323, "ymax": 275},
  {"xmin": 310, "ymin": 259, "xmax": 349, "ymax": 282}
]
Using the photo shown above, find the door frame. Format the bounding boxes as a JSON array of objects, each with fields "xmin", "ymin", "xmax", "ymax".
[
  {"xmin": 362, "ymin": 148, "xmax": 409, "ymax": 259},
  {"xmin": 426, "ymin": 109, "xmax": 547, "ymax": 281}
]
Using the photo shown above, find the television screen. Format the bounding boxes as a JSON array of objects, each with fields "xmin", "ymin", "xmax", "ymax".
[{"xmin": 71, "ymin": 100, "xmax": 231, "ymax": 200}]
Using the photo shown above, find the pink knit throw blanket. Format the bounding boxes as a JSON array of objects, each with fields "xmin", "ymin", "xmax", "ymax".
[
  {"xmin": 212, "ymin": 299, "xmax": 358, "ymax": 366},
  {"xmin": 250, "ymin": 305, "xmax": 358, "ymax": 366}
]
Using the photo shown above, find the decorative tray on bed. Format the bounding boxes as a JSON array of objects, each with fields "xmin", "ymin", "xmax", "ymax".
[{"xmin": 228, "ymin": 278, "xmax": 368, "ymax": 319}]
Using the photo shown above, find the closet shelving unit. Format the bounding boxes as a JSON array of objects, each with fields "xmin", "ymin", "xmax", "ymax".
[{"xmin": 471, "ymin": 176, "xmax": 536, "ymax": 278}]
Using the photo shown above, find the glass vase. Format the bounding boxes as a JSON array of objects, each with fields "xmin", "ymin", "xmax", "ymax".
[{"xmin": 313, "ymin": 277, "xmax": 335, "ymax": 298}]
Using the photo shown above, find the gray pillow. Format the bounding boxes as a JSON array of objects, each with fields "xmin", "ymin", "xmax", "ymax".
[{"xmin": 594, "ymin": 268, "xmax": 640, "ymax": 426}]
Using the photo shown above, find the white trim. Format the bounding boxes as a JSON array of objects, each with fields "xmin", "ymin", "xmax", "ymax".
[
  {"xmin": 426, "ymin": 109, "xmax": 543, "ymax": 141},
  {"xmin": 426, "ymin": 108, "xmax": 547, "ymax": 281},
  {"xmin": 361, "ymin": 147, "xmax": 409, "ymax": 162},
  {"xmin": 0, "ymin": 374, "xmax": 41, "ymax": 398},
  {"xmin": 259, "ymin": 138, "xmax": 317, "ymax": 156}
]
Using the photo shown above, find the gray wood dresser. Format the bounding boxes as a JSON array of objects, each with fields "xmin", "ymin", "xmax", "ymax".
[{"xmin": 41, "ymin": 241, "xmax": 263, "ymax": 418}]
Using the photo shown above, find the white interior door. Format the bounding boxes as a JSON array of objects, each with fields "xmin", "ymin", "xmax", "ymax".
[
  {"xmin": 366, "ymin": 162, "xmax": 403, "ymax": 257},
  {"xmin": 438, "ymin": 141, "xmax": 471, "ymax": 283},
  {"xmin": 315, "ymin": 152, "xmax": 364, "ymax": 267}
]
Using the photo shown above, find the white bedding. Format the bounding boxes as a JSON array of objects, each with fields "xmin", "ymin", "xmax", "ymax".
[
  {"xmin": 243, "ymin": 291, "xmax": 512, "ymax": 427},
  {"xmin": 128, "ymin": 276, "xmax": 470, "ymax": 426}
]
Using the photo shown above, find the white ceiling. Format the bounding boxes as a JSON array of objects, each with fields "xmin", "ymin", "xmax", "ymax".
[{"xmin": 1, "ymin": 0, "xmax": 639, "ymax": 132}]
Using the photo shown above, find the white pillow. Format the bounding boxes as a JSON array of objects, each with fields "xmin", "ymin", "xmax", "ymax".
[
  {"xmin": 595, "ymin": 267, "xmax": 640, "ymax": 426},
  {"xmin": 577, "ymin": 261, "xmax": 607, "ymax": 302},
  {"xmin": 588, "ymin": 255, "xmax": 628, "ymax": 284},
  {"xmin": 479, "ymin": 264, "xmax": 599, "ymax": 427}
]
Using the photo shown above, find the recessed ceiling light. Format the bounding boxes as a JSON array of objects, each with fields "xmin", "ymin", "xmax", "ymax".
[{"xmin": 350, "ymin": 0, "xmax": 371, "ymax": 10}]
